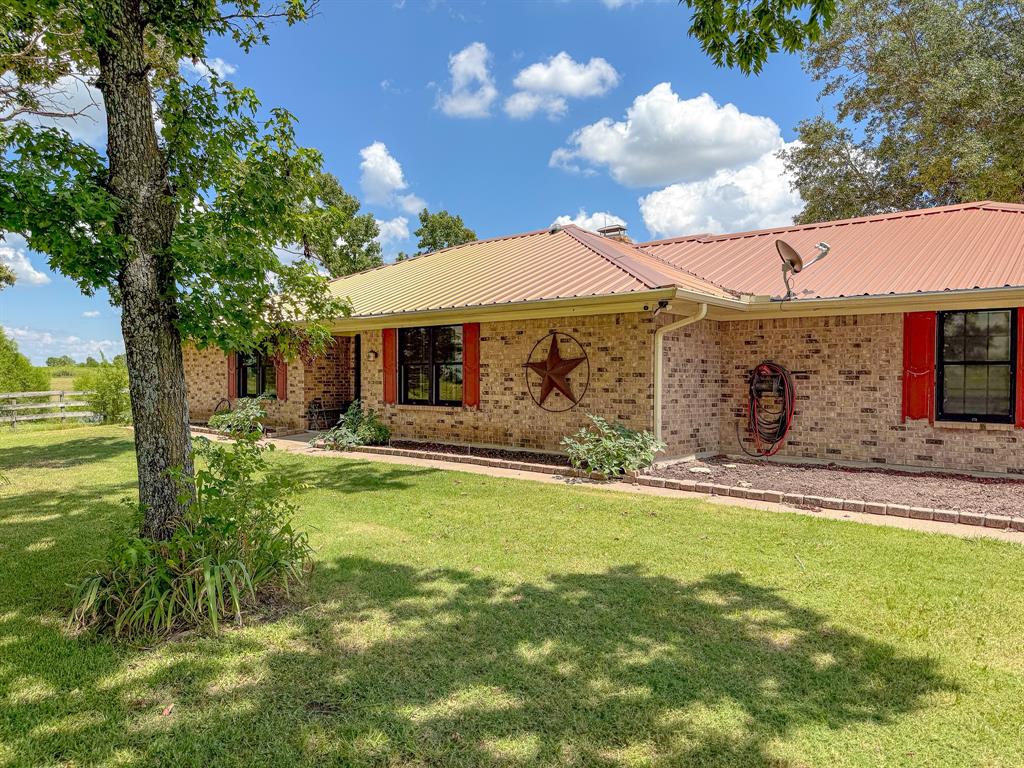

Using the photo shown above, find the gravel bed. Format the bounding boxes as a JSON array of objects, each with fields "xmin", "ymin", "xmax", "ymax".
[
  {"xmin": 388, "ymin": 440, "xmax": 570, "ymax": 467},
  {"xmin": 655, "ymin": 456, "xmax": 1024, "ymax": 517}
]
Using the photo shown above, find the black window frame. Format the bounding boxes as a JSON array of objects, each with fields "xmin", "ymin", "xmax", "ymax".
[
  {"xmin": 236, "ymin": 351, "xmax": 278, "ymax": 399},
  {"xmin": 398, "ymin": 325, "xmax": 463, "ymax": 407},
  {"xmin": 936, "ymin": 308, "xmax": 1017, "ymax": 424}
]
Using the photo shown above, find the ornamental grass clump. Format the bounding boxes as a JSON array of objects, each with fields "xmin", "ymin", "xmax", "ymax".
[
  {"xmin": 71, "ymin": 433, "xmax": 312, "ymax": 640},
  {"xmin": 562, "ymin": 415, "xmax": 666, "ymax": 477}
]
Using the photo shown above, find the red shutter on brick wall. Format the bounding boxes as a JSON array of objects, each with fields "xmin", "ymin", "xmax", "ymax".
[
  {"xmin": 902, "ymin": 311, "xmax": 936, "ymax": 423},
  {"xmin": 227, "ymin": 353, "xmax": 238, "ymax": 399},
  {"xmin": 275, "ymin": 360, "xmax": 288, "ymax": 402},
  {"xmin": 1016, "ymin": 309, "xmax": 1024, "ymax": 429},
  {"xmin": 463, "ymin": 322, "xmax": 480, "ymax": 408},
  {"xmin": 382, "ymin": 328, "xmax": 398, "ymax": 405}
]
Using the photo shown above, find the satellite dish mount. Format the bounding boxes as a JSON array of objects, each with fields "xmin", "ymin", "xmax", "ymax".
[{"xmin": 777, "ymin": 239, "xmax": 830, "ymax": 300}]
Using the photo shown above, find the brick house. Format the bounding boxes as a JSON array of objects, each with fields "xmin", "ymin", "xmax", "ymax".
[{"xmin": 184, "ymin": 201, "xmax": 1024, "ymax": 474}]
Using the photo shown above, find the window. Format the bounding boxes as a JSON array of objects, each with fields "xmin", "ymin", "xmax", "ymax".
[
  {"xmin": 237, "ymin": 351, "xmax": 277, "ymax": 399},
  {"xmin": 399, "ymin": 325, "xmax": 463, "ymax": 406},
  {"xmin": 937, "ymin": 309, "xmax": 1016, "ymax": 423}
]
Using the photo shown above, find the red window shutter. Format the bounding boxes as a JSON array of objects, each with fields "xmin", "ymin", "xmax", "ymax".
[
  {"xmin": 275, "ymin": 359, "xmax": 288, "ymax": 402},
  {"xmin": 382, "ymin": 328, "xmax": 398, "ymax": 405},
  {"xmin": 1016, "ymin": 309, "xmax": 1024, "ymax": 429},
  {"xmin": 902, "ymin": 311, "xmax": 936, "ymax": 423},
  {"xmin": 227, "ymin": 353, "xmax": 238, "ymax": 399},
  {"xmin": 463, "ymin": 322, "xmax": 480, "ymax": 408}
]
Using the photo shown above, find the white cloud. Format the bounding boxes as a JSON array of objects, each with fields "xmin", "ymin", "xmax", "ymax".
[
  {"xmin": 82, "ymin": 310, "xmax": 101, "ymax": 318},
  {"xmin": 359, "ymin": 141, "xmax": 409, "ymax": 204},
  {"xmin": 639, "ymin": 146, "xmax": 803, "ymax": 237},
  {"xmin": 550, "ymin": 82, "xmax": 783, "ymax": 187},
  {"xmin": 552, "ymin": 209, "xmax": 627, "ymax": 232},
  {"xmin": 0, "ymin": 233, "xmax": 50, "ymax": 286},
  {"xmin": 505, "ymin": 53, "xmax": 618, "ymax": 120},
  {"xmin": 437, "ymin": 42, "xmax": 498, "ymax": 119},
  {"xmin": 3, "ymin": 325, "xmax": 123, "ymax": 365},
  {"xmin": 181, "ymin": 57, "xmax": 237, "ymax": 80},
  {"xmin": 375, "ymin": 216, "xmax": 410, "ymax": 246},
  {"xmin": 396, "ymin": 193, "xmax": 426, "ymax": 215},
  {"xmin": 504, "ymin": 92, "xmax": 567, "ymax": 120},
  {"xmin": 513, "ymin": 52, "xmax": 619, "ymax": 99},
  {"xmin": 359, "ymin": 142, "xmax": 427, "ymax": 215}
]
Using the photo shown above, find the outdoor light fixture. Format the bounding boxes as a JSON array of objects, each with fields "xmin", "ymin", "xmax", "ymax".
[
  {"xmin": 367, "ymin": 350, "xmax": 379, "ymax": 361},
  {"xmin": 776, "ymin": 239, "xmax": 831, "ymax": 300}
]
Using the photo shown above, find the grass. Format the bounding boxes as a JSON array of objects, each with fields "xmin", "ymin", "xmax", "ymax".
[{"xmin": 1, "ymin": 425, "xmax": 1022, "ymax": 767}]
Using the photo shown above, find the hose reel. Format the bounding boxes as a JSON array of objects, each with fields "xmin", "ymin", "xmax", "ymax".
[{"xmin": 739, "ymin": 361, "xmax": 796, "ymax": 457}]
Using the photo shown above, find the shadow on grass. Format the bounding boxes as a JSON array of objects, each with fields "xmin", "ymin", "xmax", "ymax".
[
  {"xmin": 0, "ymin": 556, "xmax": 953, "ymax": 767},
  {"xmin": 0, "ymin": 433, "xmax": 134, "ymax": 470},
  {"xmin": 280, "ymin": 454, "xmax": 441, "ymax": 495}
]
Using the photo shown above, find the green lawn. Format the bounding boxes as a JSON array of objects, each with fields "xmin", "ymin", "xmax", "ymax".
[{"xmin": 1, "ymin": 426, "xmax": 1022, "ymax": 767}]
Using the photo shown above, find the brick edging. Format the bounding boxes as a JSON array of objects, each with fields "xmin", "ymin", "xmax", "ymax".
[
  {"xmin": 309, "ymin": 442, "xmax": 1021, "ymax": 533},
  {"xmin": 633, "ymin": 475, "xmax": 1021, "ymax": 531}
]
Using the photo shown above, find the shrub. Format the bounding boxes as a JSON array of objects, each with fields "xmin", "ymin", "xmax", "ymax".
[
  {"xmin": 0, "ymin": 328, "xmax": 49, "ymax": 393},
  {"xmin": 77, "ymin": 361, "xmax": 130, "ymax": 423},
  {"xmin": 71, "ymin": 433, "xmax": 312, "ymax": 640},
  {"xmin": 317, "ymin": 400, "xmax": 390, "ymax": 450},
  {"xmin": 561, "ymin": 415, "xmax": 666, "ymax": 476},
  {"xmin": 207, "ymin": 397, "xmax": 268, "ymax": 438}
]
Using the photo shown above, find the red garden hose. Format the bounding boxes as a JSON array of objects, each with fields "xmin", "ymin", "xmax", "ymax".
[{"xmin": 739, "ymin": 361, "xmax": 796, "ymax": 457}]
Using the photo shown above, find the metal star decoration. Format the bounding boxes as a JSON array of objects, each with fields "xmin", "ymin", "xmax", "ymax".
[{"xmin": 526, "ymin": 333, "xmax": 586, "ymax": 406}]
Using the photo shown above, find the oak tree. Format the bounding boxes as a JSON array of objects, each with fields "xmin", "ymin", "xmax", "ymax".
[{"xmin": 0, "ymin": 0, "xmax": 347, "ymax": 539}]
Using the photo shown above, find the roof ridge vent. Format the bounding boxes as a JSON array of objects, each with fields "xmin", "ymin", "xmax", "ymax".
[{"xmin": 549, "ymin": 222, "xmax": 563, "ymax": 234}]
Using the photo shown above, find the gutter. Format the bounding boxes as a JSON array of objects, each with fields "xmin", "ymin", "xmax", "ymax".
[{"xmin": 653, "ymin": 302, "xmax": 708, "ymax": 443}]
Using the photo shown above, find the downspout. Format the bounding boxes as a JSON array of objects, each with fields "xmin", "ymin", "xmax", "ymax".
[{"xmin": 653, "ymin": 302, "xmax": 708, "ymax": 443}]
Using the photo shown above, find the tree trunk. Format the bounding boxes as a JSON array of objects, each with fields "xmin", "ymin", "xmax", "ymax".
[{"xmin": 98, "ymin": 0, "xmax": 194, "ymax": 539}]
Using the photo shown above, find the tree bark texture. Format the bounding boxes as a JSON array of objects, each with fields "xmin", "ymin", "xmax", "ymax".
[{"xmin": 98, "ymin": 0, "xmax": 194, "ymax": 539}]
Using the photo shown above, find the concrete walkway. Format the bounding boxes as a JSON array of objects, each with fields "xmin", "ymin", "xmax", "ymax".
[{"xmin": 240, "ymin": 431, "xmax": 1024, "ymax": 544}]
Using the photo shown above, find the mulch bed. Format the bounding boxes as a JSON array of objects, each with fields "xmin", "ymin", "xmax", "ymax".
[
  {"xmin": 654, "ymin": 456, "xmax": 1024, "ymax": 517},
  {"xmin": 388, "ymin": 440, "xmax": 570, "ymax": 468}
]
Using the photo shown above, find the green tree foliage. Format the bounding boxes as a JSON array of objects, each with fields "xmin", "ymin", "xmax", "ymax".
[
  {"xmin": 413, "ymin": 208, "xmax": 477, "ymax": 254},
  {"xmin": 76, "ymin": 359, "xmax": 131, "ymax": 423},
  {"xmin": 781, "ymin": 0, "xmax": 1024, "ymax": 223},
  {"xmin": 46, "ymin": 355, "xmax": 76, "ymax": 367},
  {"xmin": 0, "ymin": 0, "xmax": 352, "ymax": 538},
  {"xmin": 294, "ymin": 171, "xmax": 382, "ymax": 277},
  {"xmin": 0, "ymin": 328, "xmax": 49, "ymax": 393},
  {"xmin": 684, "ymin": 0, "xmax": 836, "ymax": 74},
  {"xmin": 0, "ymin": 263, "xmax": 13, "ymax": 290}
]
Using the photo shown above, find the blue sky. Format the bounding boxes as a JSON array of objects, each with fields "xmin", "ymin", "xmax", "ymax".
[{"xmin": 1, "ymin": 0, "xmax": 827, "ymax": 364}]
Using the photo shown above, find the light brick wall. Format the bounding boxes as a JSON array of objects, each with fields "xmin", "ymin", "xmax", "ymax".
[
  {"xmin": 659, "ymin": 317, "xmax": 723, "ymax": 457},
  {"xmin": 359, "ymin": 312, "xmax": 658, "ymax": 451},
  {"xmin": 303, "ymin": 336, "xmax": 354, "ymax": 413},
  {"xmin": 716, "ymin": 313, "xmax": 1024, "ymax": 474},
  {"xmin": 182, "ymin": 346, "xmax": 307, "ymax": 430}
]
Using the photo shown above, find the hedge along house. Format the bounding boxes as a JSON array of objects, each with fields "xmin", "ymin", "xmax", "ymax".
[{"xmin": 183, "ymin": 200, "xmax": 1024, "ymax": 475}]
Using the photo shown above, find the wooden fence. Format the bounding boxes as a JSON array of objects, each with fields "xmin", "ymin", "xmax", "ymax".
[{"xmin": 0, "ymin": 390, "xmax": 96, "ymax": 426}]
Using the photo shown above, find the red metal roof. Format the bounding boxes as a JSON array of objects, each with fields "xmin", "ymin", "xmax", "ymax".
[
  {"xmin": 638, "ymin": 201, "xmax": 1024, "ymax": 300},
  {"xmin": 328, "ymin": 225, "xmax": 733, "ymax": 318}
]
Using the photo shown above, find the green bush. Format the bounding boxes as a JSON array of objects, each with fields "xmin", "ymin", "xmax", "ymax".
[
  {"xmin": 71, "ymin": 433, "xmax": 312, "ymax": 640},
  {"xmin": 317, "ymin": 400, "xmax": 390, "ymax": 450},
  {"xmin": 561, "ymin": 415, "xmax": 666, "ymax": 476},
  {"xmin": 0, "ymin": 328, "xmax": 49, "ymax": 393},
  {"xmin": 76, "ymin": 361, "xmax": 130, "ymax": 423},
  {"xmin": 207, "ymin": 397, "xmax": 268, "ymax": 438}
]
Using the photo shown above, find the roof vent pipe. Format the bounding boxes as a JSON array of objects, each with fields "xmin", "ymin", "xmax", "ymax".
[{"xmin": 549, "ymin": 223, "xmax": 563, "ymax": 234}]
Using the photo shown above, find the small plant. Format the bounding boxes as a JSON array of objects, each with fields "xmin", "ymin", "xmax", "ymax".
[
  {"xmin": 561, "ymin": 415, "xmax": 666, "ymax": 476},
  {"xmin": 207, "ymin": 397, "xmax": 268, "ymax": 438},
  {"xmin": 77, "ymin": 360, "xmax": 130, "ymax": 424},
  {"xmin": 317, "ymin": 400, "xmax": 390, "ymax": 450},
  {"xmin": 71, "ymin": 432, "xmax": 312, "ymax": 640}
]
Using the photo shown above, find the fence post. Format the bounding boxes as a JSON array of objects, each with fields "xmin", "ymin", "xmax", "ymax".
[
  {"xmin": 59, "ymin": 390, "xmax": 65, "ymax": 422},
  {"xmin": 10, "ymin": 397, "xmax": 15, "ymax": 430}
]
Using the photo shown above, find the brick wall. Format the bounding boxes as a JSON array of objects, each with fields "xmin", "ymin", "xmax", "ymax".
[
  {"xmin": 359, "ymin": 312, "xmax": 657, "ymax": 451},
  {"xmin": 659, "ymin": 317, "xmax": 723, "ymax": 457},
  {"xmin": 716, "ymin": 313, "xmax": 1024, "ymax": 474},
  {"xmin": 303, "ymin": 336, "xmax": 354, "ymax": 415}
]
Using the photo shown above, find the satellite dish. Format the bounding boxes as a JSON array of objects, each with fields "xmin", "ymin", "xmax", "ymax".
[
  {"xmin": 775, "ymin": 239, "xmax": 831, "ymax": 300},
  {"xmin": 776, "ymin": 239, "xmax": 804, "ymax": 272}
]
